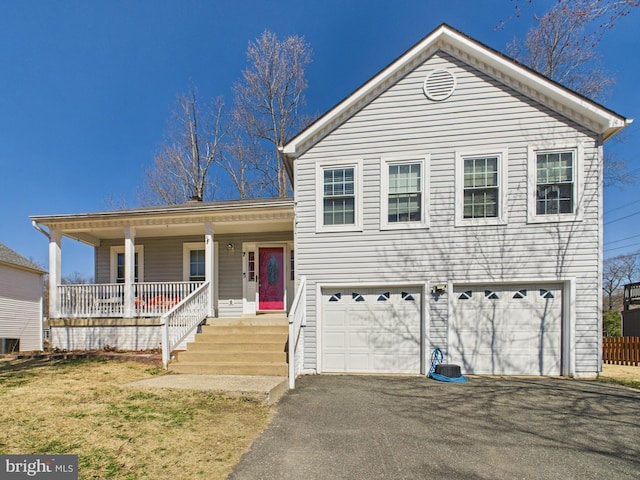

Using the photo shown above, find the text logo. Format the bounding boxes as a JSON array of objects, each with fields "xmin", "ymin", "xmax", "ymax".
[{"xmin": 1, "ymin": 455, "xmax": 78, "ymax": 479}]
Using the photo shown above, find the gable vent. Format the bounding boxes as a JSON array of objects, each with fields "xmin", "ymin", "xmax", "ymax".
[{"xmin": 423, "ymin": 69, "xmax": 456, "ymax": 101}]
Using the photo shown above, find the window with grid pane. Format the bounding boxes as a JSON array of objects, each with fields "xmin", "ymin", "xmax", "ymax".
[
  {"xmin": 388, "ymin": 163, "xmax": 422, "ymax": 222},
  {"xmin": 116, "ymin": 252, "xmax": 139, "ymax": 283},
  {"xmin": 189, "ymin": 249, "xmax": 205, "ymax": 282},
  {"xmin": 323, "ymin": 167, "xmax": 355, "ymax": 225},
  {"xmin": 536, "ymin": 151, "xmax": 573, "ymax": 215},
  {"xmin": 463, "ymin": 157, "xmax": 498, "ymax": 218}
]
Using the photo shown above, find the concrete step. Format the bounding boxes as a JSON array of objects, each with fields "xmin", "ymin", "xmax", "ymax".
[
  {"xmin": 194, "ymin": 333, "xmax": 287, "ymax": 344},
  {"xmin": 168, "ymin": 362, "xmax": 288, "ymax": 376},
  {"xmin": 170, "ymin": 315, "xmax": 290, "ymax": 377},
  {"xmin": 176, "ymin": 351, "xmax": 286, "ymax": 363},
  {"xmin": 207, "ymin": 315, "xmax": 288, "ymax": 326},
  {"xmin": 186, "ymin": 341, "xmax": 286, "ymax": 353},
  {"xmin": 201, "ymin": 324, "xmax": 288, "ymax": 335}
]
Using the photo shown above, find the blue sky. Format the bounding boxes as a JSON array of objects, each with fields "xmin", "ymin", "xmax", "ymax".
[{"xmin": 1, "ymin": 0, "xmax": 638, "ymax": 277}]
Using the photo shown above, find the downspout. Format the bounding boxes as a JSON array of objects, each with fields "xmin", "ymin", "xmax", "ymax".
[{"xmin": 32, "ymin": 220, "xmax": 50, "ymax": 239}]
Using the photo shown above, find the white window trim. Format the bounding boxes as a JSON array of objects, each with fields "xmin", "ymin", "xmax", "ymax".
[
  {"xmin": 315, "ymin": 159, "xmax": 363, "ymax": 233},
  {"xmin": 110, "ymin": 245, "xmax": 144, "ymax": 283},
  {"xmin": 527, "ymin": 143, "xmax": 583, "ymax": 224},
  {"xmin": 182, "ymin": 242, "xmax": 206, "ymax": 282},
  {"xmin": 455, "ymin": 147, "xmax": 508, "ymax": 227},
  {"xmin": 380, "ymin": 154, "xmax": 430, "ymax": 230}
]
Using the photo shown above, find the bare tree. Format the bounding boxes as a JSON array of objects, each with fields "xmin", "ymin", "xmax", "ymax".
[
  {"xmin": 604, "ymin": 150, "xmax": 637, "ymax": 188},
  {"xmin": 603, "ymin": 254, "xmax": 639, "ymax": 310},
  {"xmin": 220, "ymin": 131, "xmax": 269, "ymax": 199},
  {"xmin": 140, "ymin": 88, "xmax": 226, "ymax": 205},
  {"xmin": 232, "ymin": 31, "xmax": 312, "ymax": 197},
  {"xmin": 505, "ymin": 0, "xmax": 639, "ymax": 187}
]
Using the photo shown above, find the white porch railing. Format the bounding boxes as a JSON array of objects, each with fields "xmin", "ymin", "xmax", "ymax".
[
  {"xmin": 288, "ymin": 276, "xmax": 306, "ymax": 389},
  {"xmin": 59, "ymin": 283, "xmax": 124, "ymax": 317},
  {"xmin": 57, "ymin": 282, "xmax": 204, "ymax": 318},
  {"xmin": 161, "ymin": 282, "xmax": 210, "ymax": 368}
]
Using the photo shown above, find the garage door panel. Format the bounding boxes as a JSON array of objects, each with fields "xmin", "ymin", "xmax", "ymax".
[
  {"xmin": 324, "ymin": 332, "xmax": 345, "ymax": 348},
  {"xmin": 323, "ymin": 311, "xmax": 347, "ymax": 327},
  {"xmin": 346, "ymin": 331, "xmax": 369, "ymax": 348},
  {"xmin": 323, "ymin": 353, "xmax": 346, "ymax": 371},
  {"xmin": 322, "ymin": 287, "xmax": 422, "ymax": 374},
  {"xmin": 451, "ymin": 284, "xmax": 562, "ymax": 375}
]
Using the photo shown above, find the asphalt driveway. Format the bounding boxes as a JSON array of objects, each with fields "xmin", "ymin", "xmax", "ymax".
[{"xmin": 230, "ymin": 375, "xmax": 640, "ymax": 479}]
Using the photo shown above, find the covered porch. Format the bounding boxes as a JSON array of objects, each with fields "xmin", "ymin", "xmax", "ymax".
[{"xmin": 31, "ymin": 199, "xmax": 296, "ymax": 355}]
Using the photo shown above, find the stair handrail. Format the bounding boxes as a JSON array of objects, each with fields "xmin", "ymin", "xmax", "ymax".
[
  {"xmin": 288, "ymin": 276, "xmax": 307, "ymax": 389},
  {"xmin": 161, "ymin": 281, "xmax": 210, "ymax": 368}
]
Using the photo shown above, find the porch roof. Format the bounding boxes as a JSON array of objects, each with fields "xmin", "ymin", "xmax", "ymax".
[{"xmin": 31, "ymin": 198, "xmax": 294, "ymax": 247}]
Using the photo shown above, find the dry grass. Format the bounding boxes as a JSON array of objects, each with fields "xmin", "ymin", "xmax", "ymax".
[
  {"xmin": 598, "ymin": 363, "xmax": 640, "ymax": 390},
  {"xmin": 0, "ymin": 358, "xmax": 273, "ymax": 479}
]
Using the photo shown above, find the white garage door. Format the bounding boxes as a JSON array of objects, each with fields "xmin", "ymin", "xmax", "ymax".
[
  {"xmin": 451, "ymin": 284, "xmax": 562, "ymax": 375},
  {"xmin": 322, "ymin": 287, "xmax": 422, "ymax": 373}
]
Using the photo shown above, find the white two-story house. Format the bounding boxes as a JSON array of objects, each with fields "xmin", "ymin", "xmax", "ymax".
[{"xmin": 32, "ymin": 25, "xmax": 630, "ymax": 380}]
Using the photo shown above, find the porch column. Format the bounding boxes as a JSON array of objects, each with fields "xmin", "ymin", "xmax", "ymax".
[
  {"xmin": 124, "ymin": 227, "xmax": 136, "ymax": 317},
  {"xmin": 49, "ymin": 229, "xmax": 62, "ymax": 319},
  {"xmin": 205, "ymin": 222, "xmax": 215, "ymax": 317}
]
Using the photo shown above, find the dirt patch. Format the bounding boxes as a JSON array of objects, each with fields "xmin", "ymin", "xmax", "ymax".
[{"xmin": 3, "ymin": 351, "xmax": 162, "ymax": 367}]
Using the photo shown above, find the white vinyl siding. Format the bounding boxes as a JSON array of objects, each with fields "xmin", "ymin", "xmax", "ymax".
[
  {"xmin": 0, "ymin": 264, "xmax": 43, "ymax": 352},
  {"xmin": 294, "ymin": 51, "xmax": 601, "ymax": 376}
]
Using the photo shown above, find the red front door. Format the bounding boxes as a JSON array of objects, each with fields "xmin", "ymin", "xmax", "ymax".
[{"xmin": 258, "ymin": 247, "xmax": 285, "ymax": 310}]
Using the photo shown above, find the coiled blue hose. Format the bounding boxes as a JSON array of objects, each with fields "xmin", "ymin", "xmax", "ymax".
[{"xmin": 428, "ymin": 347, "xmax": 468, "ymax": 383}]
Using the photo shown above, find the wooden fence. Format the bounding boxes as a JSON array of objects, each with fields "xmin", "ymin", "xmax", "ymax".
[{"xmin": 603, "ymin": 337, "xmax": 640, "ymax": 366}]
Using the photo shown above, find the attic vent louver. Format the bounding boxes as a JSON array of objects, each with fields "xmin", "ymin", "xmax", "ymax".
[{"xmin": 423, "ymin": 69, "xmax": 456, "ymax": 101}]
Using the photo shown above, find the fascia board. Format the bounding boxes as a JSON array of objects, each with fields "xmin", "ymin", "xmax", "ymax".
[{"xmin": 439, "ymin": 29, "xmax": 629, "ymax": 135}]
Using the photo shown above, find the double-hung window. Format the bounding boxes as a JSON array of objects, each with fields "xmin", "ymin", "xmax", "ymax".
[
  {"xmin": 110, "ymin": 246, "xmax": 144, "ymax": 283},
  {"xmin": 455, "ymin": 149, "xmax": 507, "ymax": 226},
  {"xmin": 528, "ymin": 145, "xmax": 581, "ymax": 223},
  {"xmin": 536, "ymin": 151, "xmax": 574, "ymax": 215},
  {"xmin": 381, "ymin": 155, "xmax": 429, "ymax": 229},
  {"xmin": 324, "ymin": 168, "xmax": 354, "ymax": 225},
  {"xmin": 464, "ymin": 156, "xmax": 499, "ymax": 219},
  {"xmin": 188, "ymin": 249, "xmax": 206, "ymax": 282},
  {"xmin": 316, "ymin": 160, "xmax": 362, "ymax": 232},
  {"xmin": 183, "ymin": 242, "xmax": 207, "ymax": 282}
]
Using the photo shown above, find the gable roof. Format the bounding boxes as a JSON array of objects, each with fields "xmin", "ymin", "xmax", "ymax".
[
  {"xmin": 283, "ymin": 23, "xmax": 631, "ymax": 163},
  {"xmin": 0, "ymin": 242, "xmax": 46, "ymax": 274}
]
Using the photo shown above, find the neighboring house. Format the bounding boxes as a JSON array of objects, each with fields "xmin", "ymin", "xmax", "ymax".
[
  {"xmin": 31, "ymin": 25, "xmax": 631, "ymax": 380},
  {"xmin": 622, "ymin": 282, "xmax": 640, "ymax": 336},
  {"xmin": 0, "ymin": 242, "xmax": 46, "ymax": 352}
]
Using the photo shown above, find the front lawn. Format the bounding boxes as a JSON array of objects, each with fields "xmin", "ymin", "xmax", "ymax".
[{"xmin": 0, "ymin": 358, "xmax": 272, "ymax": 479}]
